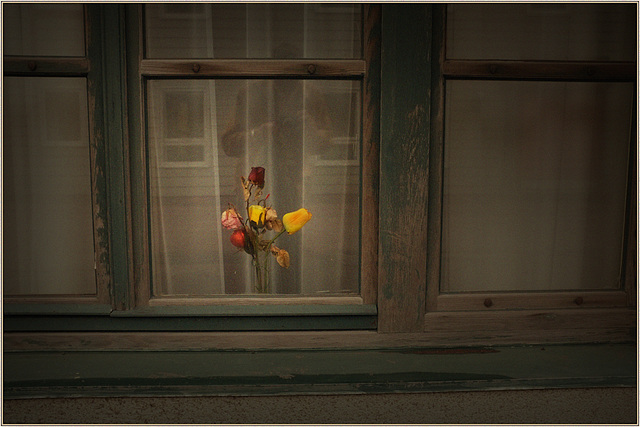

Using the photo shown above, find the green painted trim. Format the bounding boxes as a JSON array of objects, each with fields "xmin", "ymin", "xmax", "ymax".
[
  {"xmin": 3, "ymin": 314, "xmax": 377, "ymax": 332},
  {"xmin": 110, "ymin": 304, "xmax": 377, "ymax": 317},
  {"xmin": 3, "ymin": 304, "xmax": 112, "ymax": 316},
  {"xmin": 101, "ymin": 4, "xmax": 131, "ymax": 310},
  {"xmin": 124, "ymin": 4, "xmax": 147, "ymax": 309},
  {"xmin": 3, "ymin": 343, "xmax": 636, "ymax": 398}
]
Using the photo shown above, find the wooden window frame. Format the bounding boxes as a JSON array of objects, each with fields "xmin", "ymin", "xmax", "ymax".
[
  {"xmin": 4, "ymin": 4, "xmax": 635, "ymax": 347},
  {"xmin": 422, "ymin": 4, "xmax": 636, "ymax": 343},
  {"xmin": 3, "ymin": 5, "xmax": 115, "ymax": 312},
  {"xmin": 125, "ymin": 4, "xmax": 381, "ymax": 314}
]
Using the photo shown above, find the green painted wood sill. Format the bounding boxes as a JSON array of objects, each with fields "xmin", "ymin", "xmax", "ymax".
[{"xmin": 4, "ymin": 343, "xmax": 636, "ymax": 398}]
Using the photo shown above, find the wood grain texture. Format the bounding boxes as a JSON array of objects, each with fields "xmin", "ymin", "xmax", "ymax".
[
  {"xmin": 125, "ymin": 4, "xmax": 151, "ymax": 308},
  {"xmin": 435, "ymin": 291, "xmax": 630, "ymax": 311},
  {"xmin": 426, "ymin": 5, "xmax": 447, "ymax": 314},
  {"xmin": 5, "ymin": 307, "xmax": 634, "ymax": 351},
  {"xmin": 86, "ymin": 5, "xmax": 112, "ymax": 306},
  {"xmin": 361, "ymin": 5, "xmax": 381, "ymax": 305},
  {"xmin": 140, "ymin": 59, "xmax": 365, "ymax": 78},
  {"xmin": 146, "ymin": 296, "xmax": 365, "ymax": 307},
  {"xmin": 3, "ymin": 57, "xmax": 89, "ymax": 76},
  {"xmin": 378, "ymin": 5, "xmax": 432, "ymax": 332},
  {"xmin": 443, "ymin": 60, "xmax": 636, "ymax": 82}
]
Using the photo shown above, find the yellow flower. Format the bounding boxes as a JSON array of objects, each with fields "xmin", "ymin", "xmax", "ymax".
[
  {"xmin": 248, "ymin": 205, "xmax": 267, "ymax": 228},
  {"xmin": 282, "ymin": 208, "xmax": 312, "ymax": 234}
]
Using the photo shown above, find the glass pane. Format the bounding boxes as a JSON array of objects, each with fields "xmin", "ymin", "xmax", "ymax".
[
  {"xmin": 145, "ymin": 4, "xmax": 362, "ymax": 59},
  {"xmin": 447, "ymin": 4, "xmax": 636, "ymax": 61},
  {"xmin": 3, "ymin": 4, "xmax": 85, "ymax": 57},
  {"xmin": 147, "ymin": 79, "xmax": 361, "ymax": 296},
  {"xmin": 442, "ymin": 81, "xmax": 632, "ymax": 292},
  {"xmin": 3, "ymin": 77, "xmax": 95, "ymax": 295}
]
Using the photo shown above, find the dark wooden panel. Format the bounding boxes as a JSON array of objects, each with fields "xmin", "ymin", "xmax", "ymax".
[
  {"xmin": 443, "ymin": 60, "xmax": 636, "ymax": 81},
  {"xmin": 3, "ymin": 57, "xmax": 89, "ymax": 76},
  {"xmin": 378, "ymin": 5, "xmax": 431, "ymax": 332},
  {"xmin": 361, "ymin": 4, "xmax": 381, "ymax": 305}
]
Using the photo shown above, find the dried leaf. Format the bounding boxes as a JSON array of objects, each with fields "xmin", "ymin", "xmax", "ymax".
[
  {"xmin": 276, "ymin": 249, "xmax": 290, "ymax": 269},
  {"xmin": 269, "ymin": 219, "xmax": 284, "ymax": 232}
]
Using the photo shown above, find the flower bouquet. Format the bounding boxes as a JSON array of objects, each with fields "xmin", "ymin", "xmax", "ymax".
[{"xmin": 221, "ymin": 167, "xmax": 312, "ymax": 293}]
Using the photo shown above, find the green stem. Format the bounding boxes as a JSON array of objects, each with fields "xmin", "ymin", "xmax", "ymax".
[
  {"xmin": 267, "ymin": 229, "xmax": 286, "ymax": 249},
  {"xmin": 253, "ymin": 253, "xmax": 262, "ymax": 293},
  {"xmin": 264, "ymin": 229, "xmax": 285, "ymax": 294},
  {"xmin": 265, "ymin": 249, "xmax": 271, "ymax": 293}
]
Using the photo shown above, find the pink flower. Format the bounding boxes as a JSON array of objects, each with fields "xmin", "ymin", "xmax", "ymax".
[{"xmin": 221, "ymin": 208, "xmax": 243, "ymax": 230}]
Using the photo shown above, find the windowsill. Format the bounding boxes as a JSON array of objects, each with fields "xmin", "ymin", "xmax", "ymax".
[
  {"xmin": 3, "ymin": 304, "xmax": 378, "ymax": 332},
  {"xmin": 116, "ymin": 302, "xmax": 376, "ymax": 316},
  {"xmin": 3, "ymin": 342, "xmax": 636, "ymax": 398}
]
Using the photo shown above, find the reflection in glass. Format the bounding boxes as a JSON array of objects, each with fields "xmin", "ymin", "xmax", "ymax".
[
  {"xmin": 3, "ymin": 4, "xmax": 85, "ymax": 57},
  {"xmin": 147, "ymin": 79, "xmax": 361, "ymax": 296},
  {"xmin": 145, "ymin": 3, "xmax": 362, "ymax": 59},
  {"xmin": 4, "ymin": 77, "xmax": 95, "ymax": 295},
  {"xmin": 442, "ymin": 81, "xmax": 632, "ymax": 292},
  {"xmin": 447, "ymin": 3, "xmax": 636, "ymax": 61}
]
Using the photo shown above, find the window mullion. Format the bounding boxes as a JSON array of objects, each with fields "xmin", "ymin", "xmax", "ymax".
[{"xmin": 91, "ymin": 4, "xmax": 132, "ymax": 309}]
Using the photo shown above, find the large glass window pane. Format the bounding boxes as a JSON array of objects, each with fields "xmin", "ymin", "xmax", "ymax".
[
  {"xmin": 3, "ymin": 4, "xmax": 85, "ymax": 57},
  {"xmin": 145, "ymin": 3, "xmax": 362, "ymax": 59},
  {"xmin": 147, "ymin": 79, "xmax": 360, "ymax": 296},
  {"xmin": 446, "ymin": 4, "xmax": 636, "ymax": 61},
  {"xmin": 442, "ymin": 80, "xmax": 632, "ymax": 292},
  {"xmin": 4, "ymin": 77, "xmax": 95, "ymax": 295}
]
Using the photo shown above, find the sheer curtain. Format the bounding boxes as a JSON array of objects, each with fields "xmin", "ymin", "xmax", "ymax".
[
  {"xmin": 441, "ymin": 4, "xmax": 634, "ymax": 293},
  {"xmin": 146, "ymin": 4, "xmax": 362, "ymax": 295},
  {"xmin": 442, "ymin": 81, "xmax": 632, "ymax": 292},
  {"xmin": 4, "ymin": 77, "xmax": 95, "ymax": 295},
  {"xmin": 4, "ymin": 5, "xmax": 93, "ymax": 297}
]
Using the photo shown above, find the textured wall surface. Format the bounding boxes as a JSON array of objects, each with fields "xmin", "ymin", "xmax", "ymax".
[{"xmin": 4, "ymin": 387, "xmax": 637, "ymax": 425}]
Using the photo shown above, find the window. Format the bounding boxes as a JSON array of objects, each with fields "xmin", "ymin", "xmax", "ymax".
[
  {"xmin": 4, "ymin": 3, "xmax": 379, "ymax": 330},
  {"xmin": 131, "ymin": 4, "xmax": 378, "ymax": 305},
  {"xmin": 3, "ymin": 7, "xmax": 636, "ymax": 405},
  {"xmin": 425, "ymin": 4, "xmax": 636, "ymax": 322},
  {"xmin": 3, "ymin": 5, "xmax": 112, "ymax": 307},
  {"xmin": 3, "ymin": 4, "xmax": 634, "ymax": 345}
]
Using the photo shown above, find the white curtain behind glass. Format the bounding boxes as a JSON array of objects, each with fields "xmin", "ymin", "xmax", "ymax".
[
  {"xmin": 4, "ymin": 78, "xmax": 95, "ymax": 295},
  {"xmin": 442, "ymin": 81, "xmax": 632, "ymax": 292},
  {"xmin": 146, "ymin": 4, "xmax": 361, "ymax": 295}
]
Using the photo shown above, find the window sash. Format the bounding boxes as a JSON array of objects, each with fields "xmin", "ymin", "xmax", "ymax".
[
  {"xmin": 3, "ymin": 5, "xmax": 112, "ymax": 307},
  {"xmin": 426, "ymin": 5, "xmax": 636, "ymax": 313},
  {"xmin": 127, "ymin": 4, "xmax": 380, "ymax": 308}
]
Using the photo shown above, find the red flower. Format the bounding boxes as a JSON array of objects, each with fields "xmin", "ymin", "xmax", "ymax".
[
  {"xmin": 248, "ymin": 167, "xmax": 265, "ymax": 188},
  {"xmin": 230, "ymin": 229, "xmax": 247, "ymax": 248}
]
